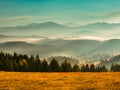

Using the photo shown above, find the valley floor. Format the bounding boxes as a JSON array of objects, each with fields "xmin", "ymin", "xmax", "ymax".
[{"xmin": 0, "ymin": 72, "xmax": 120, "ymax": 90}]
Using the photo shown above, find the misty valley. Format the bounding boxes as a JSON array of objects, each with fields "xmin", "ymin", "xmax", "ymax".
[
  {"xmin": 1, "ymin": 35, "xmax": 120, "ymax": 71},
  {"xmin": 1, "ymin": 22, "xmax": 120, "ymax": 71}
]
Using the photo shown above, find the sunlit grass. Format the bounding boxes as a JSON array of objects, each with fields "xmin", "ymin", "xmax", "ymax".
[{"xmin": 0, "ymin": 72, "xmax": 120, "ymax": 90}]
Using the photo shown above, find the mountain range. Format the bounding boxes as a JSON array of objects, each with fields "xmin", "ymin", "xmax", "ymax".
[
  {"xmin": 0, "ymin": 22, "xmax": 71, "ymax": 36},
  {"xmin": 1, "ymin": 21, "xmax": 120, "ymax": 65},
  {"xmin": 0, "ymin": 21, "xmax": 120, "ymax": 39}
]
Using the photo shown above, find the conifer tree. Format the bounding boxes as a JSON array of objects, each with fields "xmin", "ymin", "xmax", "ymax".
[
  {"xmin": 49, "ymin": 58, "xmax": 59, "ymax": 72},
  {"xmin": 72, "ymin": 64, "xmax": 79, "ymax": 72}
]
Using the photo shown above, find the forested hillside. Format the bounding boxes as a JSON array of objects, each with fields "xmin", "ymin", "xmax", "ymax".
[{"xmin": 1, "ymin": 51, "xmax": 120, "ymax": 72}]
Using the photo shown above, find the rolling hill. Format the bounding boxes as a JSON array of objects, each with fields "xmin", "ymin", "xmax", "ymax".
[{"xmin": 0, "ymin": 38, "xmax": 120, "ymax": 62}]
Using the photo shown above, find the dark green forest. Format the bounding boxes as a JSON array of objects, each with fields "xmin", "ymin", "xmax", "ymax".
[{"xmin": 0, "ymin": 51, "xmax": 119, "ymax": 72}]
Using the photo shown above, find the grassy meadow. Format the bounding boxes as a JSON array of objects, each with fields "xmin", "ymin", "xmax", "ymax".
[{"xmin": 0, "ymin": 72, "xmax": 120, "ymax": 90}]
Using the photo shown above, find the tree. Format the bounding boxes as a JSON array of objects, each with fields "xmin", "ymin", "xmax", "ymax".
[
  {"xmin": 28, "ymin": 55, "xmax": 35, "ymax": 71},
  {"xmin": 110, "ymin": 63, "xmax": 115, "ymax": 71},
  {"xmin": 18, "ymin": 59, "xmax": 28, "ymax": 72},
  {"xmin": 49, "ymin": 58, "xmax": 60, "ymax": 72},
  {"xmin": 4, "ymin": 60, "xmax": 14, "ymax": 71},
  {"xmin": 102, "ymin": 65, "xmax": 108, "ymax": 72},
  {"xmin": 60, "ymin": 60, "xmax": 72, "ymax": 72},
  {"xmin": 72, "ymin": 64, "xmax": 79, "ymax": 72},
  {"xmin": 41, "ymin": 59, "xmax": 49, "ymax": 72},
  {"xmin": 98, "ymin": 65, "xmax": 108, "ymax": 72},
  {"xmin": 110, "ymin": 64, "xmax": 120, "ymax": 72},
  {"xmin": 90, "ymin": 64, "xmax": 95, "ymax": 72},
  {"xmin": 34, "ymin": 54, "xmax": 42, "ymax": 72},
  {"xmin": 81, "ymin": 64, "xmax": 85, "ymax": 72},
  {"xmin": 12, "ymin": 61, "xmax": 18, "ymax": 71},
  {"xmin": 8, "ymin": 61, "xmax": 14, "ymax": 71},
  {"xmin": 85, "ymin": 64, "xmax": 89, "ymax": 72}
]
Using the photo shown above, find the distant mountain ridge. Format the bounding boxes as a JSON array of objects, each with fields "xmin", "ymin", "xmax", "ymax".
[
  {"xmin": 0, "ymin": 21, "xmax": 120, "ymax": 37},
  {"xmin": 0, "ymin": 21, "xmax": 69, "ymax": 30},
  {"xmin": 1, "ymin": 21, "xmax": 120, "ymax": 29},
  {"xmin": 79, "ymin": 22, "xmax": 120, "ymax": 29}
]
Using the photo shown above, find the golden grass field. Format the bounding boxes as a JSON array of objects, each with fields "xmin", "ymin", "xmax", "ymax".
[{"xmin": 0, "ymin": 72, "xmax": 120, "ymax": 90}]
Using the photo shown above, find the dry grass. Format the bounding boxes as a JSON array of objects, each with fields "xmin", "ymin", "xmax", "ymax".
[{"xmin": 0, "ymin": 72, "xmax": 120, "ymax": 90}]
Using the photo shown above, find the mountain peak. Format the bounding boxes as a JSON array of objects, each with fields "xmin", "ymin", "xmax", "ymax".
[
  {"xmin": 24, "ymin": 21, "xmax": 66, "ymax": 28},
  {"xmin": 45, "ymin": 21, "xmax": 57, "ymax": 24},
  {"xmin": 43, "ymin": 21, "xmax": 61, "ymax": 26}
]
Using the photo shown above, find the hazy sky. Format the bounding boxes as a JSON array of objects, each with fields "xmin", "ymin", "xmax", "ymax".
[{"xmin": 0, "ymin": 0, "xmax": 120, "ymax": 27}]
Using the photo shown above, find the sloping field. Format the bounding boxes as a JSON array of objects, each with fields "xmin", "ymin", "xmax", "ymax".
[{"xmin": 0, "ymin": 72, "xmax": 120, "ymax": 90}]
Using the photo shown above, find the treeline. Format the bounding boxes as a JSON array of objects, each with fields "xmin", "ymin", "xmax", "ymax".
[
  {"xmin": 110, "ymin": 63, "xmax": 120, "ymax": 72},
  {"xmin": 0, "ymin": 51, "xmax": 119, "ymax": 72}
]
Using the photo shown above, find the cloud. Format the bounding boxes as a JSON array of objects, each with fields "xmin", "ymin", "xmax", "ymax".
[
  {"xmin": 0, "ymin": 36, "xmax": 44, "ymax": 43},
  {"xmin": 105, "ymin": 11, "xmax": 120, "ymax": 23},
  {"xmin": 75, "ymin": 11, "xmax": 120, "ymax": 25},
  {"xmin": 62, "ymin": 35, "xmax": 105, "ymax": 41},
  {"xmin": 0, "ymin": 16, "xmax": 54, "ymax": 27},
  {"xmin": 0, "ymin": 16, "xmax": 33, "ymax": 22},
  {"xmin": 107, "ymin": 11, "xmax": 120, "ymax": 18},
  {"xmin": 70, "ymin": 11, "xmax": 120, "ymax": 25},
  {"xmin": 0, "ymin": 16, "xmax": 52, "ymax": 22}
]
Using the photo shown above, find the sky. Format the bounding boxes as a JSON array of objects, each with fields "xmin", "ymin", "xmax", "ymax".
[{"xmin": 0, "ymin": 0, "xmax": 120, "ymax": 27}]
